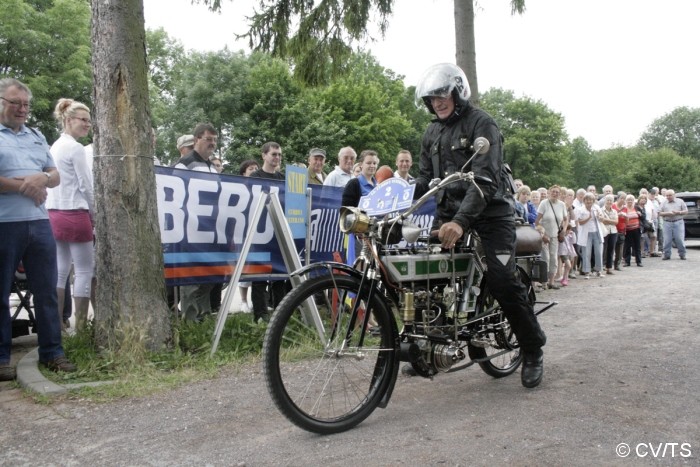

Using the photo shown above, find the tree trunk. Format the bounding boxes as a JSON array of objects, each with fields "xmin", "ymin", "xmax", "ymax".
[
  {"xmin": 91, "ymin": 0, "xmax": 172, "ymax": 350},
  {"xmin": 454, "ymin": 0, "xmax": 479, "ymax": 106}
]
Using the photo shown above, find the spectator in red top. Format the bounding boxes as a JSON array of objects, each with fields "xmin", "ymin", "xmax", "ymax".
[
  {"xmin": 621, "ymin": 194, "xmax": 643, "ymax": 267},
  {"xmin": 611, "ymin": 192, "xmax": 627, "ymax": 271}
]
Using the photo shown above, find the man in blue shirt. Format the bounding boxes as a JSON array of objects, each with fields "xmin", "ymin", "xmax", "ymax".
[{"xmin": 0, "ymin": 78, "xmax": 76, "ymax": 380}]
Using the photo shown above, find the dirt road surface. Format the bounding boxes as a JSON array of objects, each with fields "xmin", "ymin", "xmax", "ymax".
[{"xmin": 2, "ymin": 242, "xmax": 699, "ymax": 466}]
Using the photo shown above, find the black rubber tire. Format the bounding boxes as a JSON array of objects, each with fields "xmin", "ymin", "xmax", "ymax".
[
  {"xmin": 263, "ymin": 275, "xmax": 397, "ymax": 434},
  {"xmin": 468, "ymin": 267, "xmax": 534, "ymax": 378}
]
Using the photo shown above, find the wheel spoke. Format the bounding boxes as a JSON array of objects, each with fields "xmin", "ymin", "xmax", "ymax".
[{"xmin": 264, "ymin": 275, "xmax": 396, "ymax": 433}]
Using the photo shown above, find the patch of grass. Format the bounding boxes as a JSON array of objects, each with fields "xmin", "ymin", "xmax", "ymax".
[{"xmin": 41, "ymin": 312, "xmax": 267, "ymax": 401}]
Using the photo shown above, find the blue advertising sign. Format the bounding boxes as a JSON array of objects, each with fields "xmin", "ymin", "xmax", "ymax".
[
  {"xmin": 284, "ymin": 164, "xmax": 308, "ymax": 239},
  {"xmin": 358, "ymin": 177, "xmax": 416, "ymax": 216}
]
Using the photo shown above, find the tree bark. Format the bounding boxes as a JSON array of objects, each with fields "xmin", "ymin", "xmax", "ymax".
[
  {"xmin": 454, "ymin": 0, "xmax": 480, "ymax": 106},
  {"xmin": 91, "ymin": 0, "xmax": 172, "ymax": 350}
]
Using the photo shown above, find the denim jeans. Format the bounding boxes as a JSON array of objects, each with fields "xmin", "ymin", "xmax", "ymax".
[
  {"xmin": 663, "ymin": 220, "xmax": 687, "ymax": 259},
  {"xmin": 0, "ymin": 220, "xmax": 65, "ymax": 363},
  {"xmin": 579, "ymin": 232, "xmax": 603, "ymax": 273}
]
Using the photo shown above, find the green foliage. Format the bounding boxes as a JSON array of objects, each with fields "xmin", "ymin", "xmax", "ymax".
[
  {"xmin": 146, "ymin": 28, "xmax": 186, "ymax": 100},
  {"xmin": 309, "ymin": 54, "xmax": 417, "ymax": 163},
  {"xmin": 569, "ymin": 137, "xmax": 595, "ymax": 187},
  {"xmin": 595, "ymin": 146, "xmax": 700, "ymax": 193},
  {"xmin": 639, "ymin": 106, "xmax": 700, "ymax": 161},
  {"xmin": 148, "ymin": 43, "xmax": 426, "ymax": 173},
  {"xmin": 0, "ymin": 0, "xmax": 92, "ymax": 143},
  {"xmin": 481, "ymin": 88, "xmax": 572, "ymax": 188}
]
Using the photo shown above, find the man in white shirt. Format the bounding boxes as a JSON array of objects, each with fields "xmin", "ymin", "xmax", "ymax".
[
  {"xmin": 323, "ymin": 146, "xmax": 357, "ymax": 188},
  {"xmin": 598, "ymin": 184, "xmax": 613, "ymax": 206},
  {"xmin": 393, "ymin": 149, "xmax": 415, "ymax": 183}
]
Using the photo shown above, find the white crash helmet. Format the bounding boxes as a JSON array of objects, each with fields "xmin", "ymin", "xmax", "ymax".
[{"xmin": 415, "ymin": 63, "xmax": 471, "ymax": 114}]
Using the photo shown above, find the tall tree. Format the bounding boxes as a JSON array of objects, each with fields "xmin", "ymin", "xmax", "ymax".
[
  {"xmin": 569, "ymin": 137, "xmax": 594, "ymax": 188},
  {"xmin": 91, "ymin": 0, "xmax": 171, "ymax": 350},
  {"xmin": 145, "ymin": 28, "xmax": 187, "ymax": 163},
  {"xmin": 454, "ymin": 0, "xmax": 525, "ymax": 106},
  {"xmin": 0, "ymin": 0, "xmax": 92, "ymax": 142},
  {"xmin": 639, "ymin": 106, "xmax": 700, "ymax": 161},
  {"xmin": 205, "ymin": 0, "xmax": 527, "ymax": 103},
  {"xmin": 235, "ymin": 0, "xmax": 393, "ymax": 86},
  {"xmin": 308, "ymin": 53, "xmax": 418, "ymax": 159},
  {"xmin": 481, "ymin": 88, "xmax": 571, "ymax": 187}
]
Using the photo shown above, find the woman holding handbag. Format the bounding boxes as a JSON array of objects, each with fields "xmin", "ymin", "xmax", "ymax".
[{"xmin": 535, "ymin": 185, "xmax": 568, "ymax": 290}]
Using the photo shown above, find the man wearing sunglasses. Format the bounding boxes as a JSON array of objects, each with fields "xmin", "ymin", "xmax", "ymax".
[{"xmin": 249, "ymin": 142, "xmax": 289, "ymax": 323}]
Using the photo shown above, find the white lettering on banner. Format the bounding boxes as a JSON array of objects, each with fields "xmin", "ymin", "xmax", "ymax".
[
  {"xmin": 308, "ymin": 208, "xmax": 321, "ymax": 252},
  {"xmin": 216, "ymin": 181, "xmax": 251, "ymax": 244},
  {"xmin": 156, "ymin": 174, "xmax": 186, "ymax": 243},
  {"xmin": 155, "ymin": 173, "xmax": 282, "ymax": 246},
  {"xmin": 186, "ymin": 178, "xmax": 219, "ymax": 243},
  {"xmin": 247, "ymin": 186, "xmax": 278, "ymax": 244}
]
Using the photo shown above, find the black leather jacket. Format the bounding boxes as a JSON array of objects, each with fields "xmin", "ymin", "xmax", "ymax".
[{"xmin": 415, "ymin": 102, "xmax": 515, "ymax": 230}]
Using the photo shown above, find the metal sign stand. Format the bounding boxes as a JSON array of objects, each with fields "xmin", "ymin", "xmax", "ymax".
[{"xmin": 210, "ymin": 191, "xmax": 307, "ymax": 355}]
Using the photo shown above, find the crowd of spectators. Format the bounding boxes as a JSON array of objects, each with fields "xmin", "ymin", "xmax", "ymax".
[{"xmin": 515, "ymin": 182, "xmax": 689, "ymax": 292}]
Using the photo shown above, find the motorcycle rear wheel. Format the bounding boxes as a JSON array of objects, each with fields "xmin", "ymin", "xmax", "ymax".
[
  {"xmin": 263, "ymin": 274, "xmax": 397, "ymax": 434},
  {"xmin": 468, "ymin": 269, "xmax": 535, "ymax": 378}
]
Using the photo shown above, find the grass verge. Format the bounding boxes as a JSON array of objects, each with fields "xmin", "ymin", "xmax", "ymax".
[{"xmin": 39, "ymin": 312, "xmax": 268, "ymax": 401}]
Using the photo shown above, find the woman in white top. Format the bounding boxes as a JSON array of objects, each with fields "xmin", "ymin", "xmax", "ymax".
[
  {"xmin": 47, "ymin": 98, "xmax": 94, "ymax": 331},
  {"xmin": 575, "ymin": 192, "xmax": 605, "ymax": 278}
]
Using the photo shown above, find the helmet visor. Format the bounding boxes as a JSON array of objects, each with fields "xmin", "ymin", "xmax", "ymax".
[{"xmin": 415, "ymin": 65, "xmax": 456, "ymax": 100}]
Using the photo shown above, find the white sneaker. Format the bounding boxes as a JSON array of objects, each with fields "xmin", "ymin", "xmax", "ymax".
[{"xmin": 241, "ymin": 302, "xmax": 251, "ymax": 313}]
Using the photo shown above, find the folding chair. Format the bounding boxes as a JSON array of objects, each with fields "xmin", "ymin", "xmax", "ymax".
[{"xmin": 10, "ymin": 263, "xmax": 37, "ymax": 338}]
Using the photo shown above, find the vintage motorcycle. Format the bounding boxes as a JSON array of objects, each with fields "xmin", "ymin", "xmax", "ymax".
[{"xmin": 262, "ymin": 138, "xmax": 554, "ymax": 434}]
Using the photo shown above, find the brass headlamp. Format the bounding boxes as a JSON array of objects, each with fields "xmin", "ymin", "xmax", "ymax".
[{"xmin": 339, "ymin": 207, "xmax": 372, "ymax": 234}]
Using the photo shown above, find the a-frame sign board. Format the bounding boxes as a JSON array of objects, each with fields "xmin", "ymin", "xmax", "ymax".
[{"xmin": 210, "ymin": 191, "xmax": 306, "ymax": 355}]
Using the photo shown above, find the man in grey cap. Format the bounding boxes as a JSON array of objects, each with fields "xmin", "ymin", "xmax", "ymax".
[
  {"xmin": 307, "ymin": 147, "xmax": 327, "ymax": 185},
  {"xmin": 176, "ymin": 134, "xmax": 195, "ymax": 157}
]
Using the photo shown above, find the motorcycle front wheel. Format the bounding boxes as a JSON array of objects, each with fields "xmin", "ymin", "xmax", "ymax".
[{"xmin": 263, "ymin": 274, "xmax": 397, "ymax": 434}]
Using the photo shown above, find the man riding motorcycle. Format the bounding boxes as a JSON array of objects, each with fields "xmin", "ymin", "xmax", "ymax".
[{"xmin": 414, "ymin": 63, "xmax": 547, "ymax": 388}]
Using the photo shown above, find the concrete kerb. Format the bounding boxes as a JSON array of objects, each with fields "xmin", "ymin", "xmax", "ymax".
[
  {"xmin": 16, "ymin": 348, "xmax": 114, "ymax": 396},
  {"xmin": 17, "ymin": 348, "xmax": 67, "ymax": 395}
]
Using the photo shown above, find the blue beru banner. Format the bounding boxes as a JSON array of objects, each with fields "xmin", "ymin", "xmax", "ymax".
[{"xmin": 154, "ymin": 166, "xmax": 435, "ymax": 286}]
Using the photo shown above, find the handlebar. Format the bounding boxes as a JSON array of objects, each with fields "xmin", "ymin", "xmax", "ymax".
[{"xmin": 390, "ymin": 137, "xmax": 492, "ymax": 225}]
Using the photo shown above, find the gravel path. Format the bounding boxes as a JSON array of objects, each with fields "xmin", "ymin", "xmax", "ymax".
[{"xmin": 2, "ymin": 243, "xmax": 698, "ymax": 466}]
